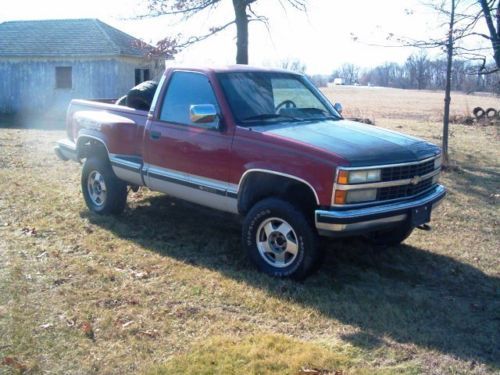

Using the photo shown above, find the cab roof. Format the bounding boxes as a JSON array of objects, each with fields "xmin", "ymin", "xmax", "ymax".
[{"xmin": 164, "ymin": 64, "xmax": 302, "ymax": 75}]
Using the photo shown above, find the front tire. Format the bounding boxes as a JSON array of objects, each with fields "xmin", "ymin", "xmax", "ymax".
[
  {"xmin": 81, "ymin": 157, "xmax": 127, "ymax": 215},
  {"xmin": 242, "ymin": 198, "xmax": 320, "ymax": 280}
]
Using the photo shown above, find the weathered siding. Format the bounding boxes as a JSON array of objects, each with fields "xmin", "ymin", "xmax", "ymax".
[{"xmin": 0, "ymin": 56, "xmax": 161, "ymax": 116}]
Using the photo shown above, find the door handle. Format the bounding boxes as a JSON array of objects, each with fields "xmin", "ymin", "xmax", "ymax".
[{"xmin": 150, "ymin": 130, "xmax": 161, "ymax": 140}]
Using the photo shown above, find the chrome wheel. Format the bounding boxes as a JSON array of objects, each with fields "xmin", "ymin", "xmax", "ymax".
[
  {"xmin": 256, "ymin": 217, "xmax": 299, "ymax": 268},
  {"xmin": 87, "ymin": 170, "xmax": 107, "ymax": 207}
]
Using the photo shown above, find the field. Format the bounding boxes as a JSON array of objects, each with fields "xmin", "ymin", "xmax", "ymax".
[{"xmin": 0, "ymin": 87, "xmax": 499, "ymax": 374}]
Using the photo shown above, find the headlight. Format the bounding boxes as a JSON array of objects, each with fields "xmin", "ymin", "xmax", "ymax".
[
  {"xmin": 434, "ymin": 156, "xmax": 442, "ymax": 169},
  {"xmin": 337, "ymin": 169, "xmax": 381, "ymax": 184},
  {"xmin": 334, "ymin": 188, "xmax": 378, "ymax": 204},
  {"xmin": 345, "ymin": 189, "xmax": 377, "ymax": 203}
]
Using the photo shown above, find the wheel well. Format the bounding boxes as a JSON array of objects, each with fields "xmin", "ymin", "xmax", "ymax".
[
  {"xmin": 238, "ymin": 172, "xmax": 318, "ymax": 219},
  {"xmin": 77, "ymin": 137, "xmax": 109, "ymax": 161}
]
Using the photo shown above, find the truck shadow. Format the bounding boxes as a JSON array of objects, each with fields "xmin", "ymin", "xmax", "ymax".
[
  {"xmin": 84, "ymin": 194, "xmax": 499, "ymax": 368},
  {"xmin": 444, "ymin": 164, "xmax": 500, "ymax": 204}
]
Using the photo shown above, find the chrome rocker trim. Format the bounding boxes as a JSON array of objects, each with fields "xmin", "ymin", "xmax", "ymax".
[{"xmin": 316, "ymin": 184, "xmax": 446, "ymax": 236}]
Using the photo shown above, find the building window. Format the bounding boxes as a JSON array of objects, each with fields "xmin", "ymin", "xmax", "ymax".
[
  {"xmin": 135, "ymin": 68, "xmax": 151, "ymax": 85},
  {"xmin": 56, "ymin": 67, "xmax": 72, "ymax": 89}
]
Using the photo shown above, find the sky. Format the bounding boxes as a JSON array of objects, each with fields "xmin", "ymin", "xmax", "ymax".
[{"xmin": 0, "ymin": 0, "xmax": 489, "ymax": 74}]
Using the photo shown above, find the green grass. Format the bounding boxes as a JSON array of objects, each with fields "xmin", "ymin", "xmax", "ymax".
[
  {"xmin": 0, "ymin": 87, "xmax": 499, "ymax": 374},
  {"xmin": 147, "ymin": 334, "xmax": 420, "ymax": 375}
]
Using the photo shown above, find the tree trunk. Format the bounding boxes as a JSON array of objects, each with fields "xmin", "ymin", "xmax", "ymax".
[
  {"xmin": 232, "ymin": 0, "xmax": 249, "ymax": 64},
  {"xmin": 479, "ymin": 0, "xmax": 500, "ymax": 70},
  {"xmin": 442, "ymin": 0, "xmax": 455, "ymax": 166}
]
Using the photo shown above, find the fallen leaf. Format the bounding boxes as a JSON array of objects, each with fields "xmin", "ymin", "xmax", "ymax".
[
  {"xmin": 21, "ymin": 227, "xmax": 37, "ymax": 236},
  {"xmin": 53, "ymin": 278, "xmax": 67, "ymax": 286},
  {"xmin": 81, "ymin": 321, "xmax": 95, "ymax": 340},
  {"xmin": 138, "ymin": 329, "xmax": 159, "ymax": 339},
  {"xmin": 2, "ymin": 357, "xmax": 27, "ymax": 372},
  {"xmin": 131, "ymin": 271, "xmax": 149, "ymax": 280},
  {"xmin": 66, "ymin": 318, "xmax": 76, "ymax": 327},
  {"xmin": 299, "ymin": 368, "xmax": 342, "ymax": 375}
]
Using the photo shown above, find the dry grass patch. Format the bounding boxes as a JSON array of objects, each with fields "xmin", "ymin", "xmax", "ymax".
[{"xmin": 324, "ymin": 86, "xmax": 499, "ymax": 123}]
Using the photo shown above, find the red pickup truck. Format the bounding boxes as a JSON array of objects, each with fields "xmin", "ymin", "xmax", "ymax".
[{"xmin": 55, "ymin": 65, "xmax": 446, "ymax": 279}]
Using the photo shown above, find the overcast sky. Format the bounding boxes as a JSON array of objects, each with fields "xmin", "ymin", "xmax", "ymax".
[{"xmin": 0, "ymin": 0, "xmax": 488, "ymax": 74}]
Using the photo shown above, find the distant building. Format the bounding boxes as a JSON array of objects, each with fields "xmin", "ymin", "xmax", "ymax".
[
  {"xmin": 0, "ymin": 19, "xmax": 163, "ymax": 116},
  {"xmin": 332, "ymin": 78, "xmax": 344, "ymax": 86}
]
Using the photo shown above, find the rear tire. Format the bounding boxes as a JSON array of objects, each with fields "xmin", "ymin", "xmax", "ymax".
[
  {"xmin": 365, "ymin": 222, "xmax": 414, "ymax": 246},
  {"xmin": 242, "ymin": 198, "xmax": 320, "ymax": 280},
  {"xmin": 81, "ymin": 157, "xmax": 127, "ymax": 215}
]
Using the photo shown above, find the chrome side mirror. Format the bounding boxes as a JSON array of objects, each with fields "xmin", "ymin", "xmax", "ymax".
[
  {"xmin": 190, "ymin": 104, "xmax": 218, "ymax": 126},
  {"xmin": 333, "ymin": 102, "xmax": 343, "ymax": 114}
]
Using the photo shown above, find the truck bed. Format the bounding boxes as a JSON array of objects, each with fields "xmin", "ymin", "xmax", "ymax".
[{"xmin": 66, "ymin": 99, "xmax": 149, "ymax": 157}]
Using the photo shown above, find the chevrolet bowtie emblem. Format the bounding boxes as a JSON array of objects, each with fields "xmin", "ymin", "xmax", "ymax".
[{"xmin": 410, "ymin": 175, "xmax": 421, "ymax": 185}]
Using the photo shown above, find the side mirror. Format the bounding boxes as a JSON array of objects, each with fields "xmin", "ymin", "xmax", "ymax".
[
  {"xmin": 333, "ymin": 102, "xmax": 343, "ymax": 114},
  {"xmin": 190, "ymin": 104, "xmax": 219, "ymax": 127}
]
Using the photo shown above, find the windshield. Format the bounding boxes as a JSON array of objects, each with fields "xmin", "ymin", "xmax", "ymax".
[{"xmin": 217, "ymin": 72, "xmax": 341, "ymax": 125}]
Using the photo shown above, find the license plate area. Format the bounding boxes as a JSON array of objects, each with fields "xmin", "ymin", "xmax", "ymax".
[{"xmin": 411, "ymin": 204, "xmax": 432, "ymax": 226}]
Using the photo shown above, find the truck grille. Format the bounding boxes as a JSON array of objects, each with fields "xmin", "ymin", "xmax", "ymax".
[
  {"xmin": 378, "ymin": 177, "xmax": 433, "ymax": 201},
  {"xmin": 381, "ymin": 159, "xmax": 435, "ymax": 182}
]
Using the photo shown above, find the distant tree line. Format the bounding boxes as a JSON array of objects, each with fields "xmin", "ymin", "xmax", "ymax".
[{"xmin": 329, "ymin": 53, "xmax": 499, "ymax": 93}]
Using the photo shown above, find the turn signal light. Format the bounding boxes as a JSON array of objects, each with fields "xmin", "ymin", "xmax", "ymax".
[
  {"xmin": 334, "ymin": 190, "xmax": 347, "ymax": 204},
  {"xmin": 337, "ymin": 170, "xmax": 349, "ymax": 185}
]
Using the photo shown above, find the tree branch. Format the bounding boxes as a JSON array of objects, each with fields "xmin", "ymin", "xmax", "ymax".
[
  {"xmin": 175, "ymin": 20, "xmax": 236, "ymax": 48},
  {"xmin": 137, "ymin": 0, "xmax": 221, "ymax": 19}
]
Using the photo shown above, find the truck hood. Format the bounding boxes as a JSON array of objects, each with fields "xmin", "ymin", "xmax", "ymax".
[{"xmin": 254, "ymin": 119, "xmax": 441, "ymax": 166}]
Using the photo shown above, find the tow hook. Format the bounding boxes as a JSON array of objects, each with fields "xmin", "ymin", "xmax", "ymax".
[{"xmin": 417, "ymin": 224, "xmax": 431, "ymax": 231}]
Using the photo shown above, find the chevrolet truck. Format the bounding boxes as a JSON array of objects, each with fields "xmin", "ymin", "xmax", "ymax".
[{"xmin": 54, "ymin": 66, "xmax": 446, "ymax": 279}]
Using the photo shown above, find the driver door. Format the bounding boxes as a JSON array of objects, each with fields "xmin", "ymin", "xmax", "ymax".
[{"xmin": 143, "ymin": 71, "xmax": 236, "ymax": 212}]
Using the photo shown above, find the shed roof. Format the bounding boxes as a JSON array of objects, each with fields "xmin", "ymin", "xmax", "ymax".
[{"xmin": 0, "ymin": 18, "xmax": 152, "ymax": 58}]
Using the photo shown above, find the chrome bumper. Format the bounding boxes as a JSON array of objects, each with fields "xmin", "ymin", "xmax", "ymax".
[
  {"xmin": 315, "ymin": 185, "xmax": 446, "ymax": 236},
  {"xmin": 54, "ymin": 139, "xmax": 78, "ymax": 161}
]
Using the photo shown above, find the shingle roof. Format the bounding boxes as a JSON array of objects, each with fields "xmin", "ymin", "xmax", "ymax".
[{"xmin": 0, "ymin": 19, "xmax": 153, "ymax": 58}]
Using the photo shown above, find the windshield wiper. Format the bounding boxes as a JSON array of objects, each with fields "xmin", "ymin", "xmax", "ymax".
[
  {"xmin": 241, "ymin": 114, "xmax": 300, "ymax": 122},
  {"xmin": 298, "ymin": 115, "xmax": 340, "ymax": 122},
  {"xmin": 294, "ymin": 108, "xmax": 341, "ymax": 121}
]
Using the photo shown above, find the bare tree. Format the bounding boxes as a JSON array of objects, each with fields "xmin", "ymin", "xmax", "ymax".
[
  {"xmin": 330, "ymin": 63, "xmax": 360, "ymax": 85},
  {"xmin": 279, "ymin": 58, "xmax": 307, "ymax": 73},
  {"xmin": 352, "ymin": 0, "xmax": 495, "ymax": 165},
  {"xmin": 405, "ymin": 51, "xmax": 431, "ymax": 89},
  {"xmin": 359, "ymin": 56, "xmax": 497, "ymax": 91},
  {"xmin": 339, "ymin": 63, "xmax": 360, "ymax": 85},
  {"xmin": 140, "ymin": 0, "xmax": 307, "ymax": 64}
]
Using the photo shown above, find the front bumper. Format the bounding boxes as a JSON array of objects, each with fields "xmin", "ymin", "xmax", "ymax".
[
  {"xmin": 54, "ymin": 139, "xmax": 78, "ymax": 162},
  {"xmin": 315, "ymin": 184, "xmax": 446, "ymax": 236}
]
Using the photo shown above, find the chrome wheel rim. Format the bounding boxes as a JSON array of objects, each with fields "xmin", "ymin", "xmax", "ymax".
[
  {"xmin": 87, "ymin": 171, "xmax": 107, "ymax": 207},
  {"xmin": 256, "ymin": 217, "xmax": 299, "ymax": 268}
]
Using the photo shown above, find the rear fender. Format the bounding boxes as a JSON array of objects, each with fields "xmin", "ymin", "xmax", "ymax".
[{"xmin": 76, "ymin": 129, "xmax": 110, "ymax": 160}]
